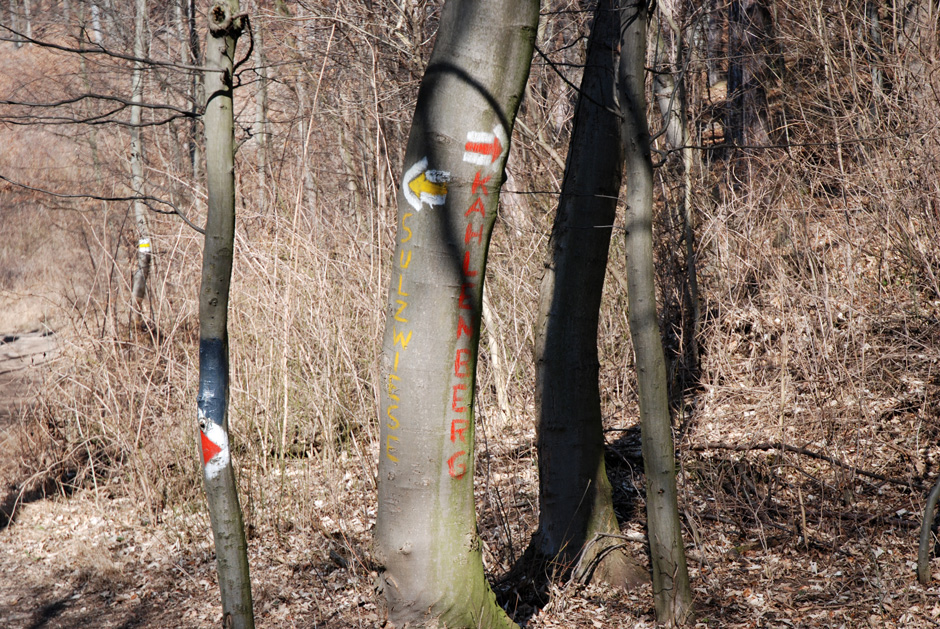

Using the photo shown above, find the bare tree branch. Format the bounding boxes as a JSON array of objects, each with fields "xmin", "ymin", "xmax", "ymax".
[
  {"xmin": 0, "ymin": 23, "xmax": 220, "ymax": 74},
  {"xmin": 0, "ymin": 93, "xmax": 200, "ymax": 118},
  {"xmin": 688, "ymin": 441, "xmax": 922, "ymax": 490},
  {"xmin": 0, "ymin": 173, "xmax": 204, "ymax": 234}
]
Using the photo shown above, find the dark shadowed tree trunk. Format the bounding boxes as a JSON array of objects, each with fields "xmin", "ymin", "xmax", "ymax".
[
  {"xmin": 618, "ymin": 0, "xmax": 692, "ymax": 624},
  {"xmin": 198, "ymin": 3, "xmax": 254, "ymax": 627},
  {"xmin": 727, "ymin": 0, "xmax": 775, "ymax": 149},
  {"xmin": 375, "ymin": 0, "xmax": 538, "ymax": 626},
  {"xmin": 529, "ymin": 0, "xmax": 645, "ymax": 588}
]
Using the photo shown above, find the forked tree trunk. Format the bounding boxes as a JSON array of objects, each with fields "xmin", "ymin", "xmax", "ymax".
[
  {"xmin": 198, "ymin": 3, "xmax": 254, "ymax": 627},
  {"xmin": 618, "ymin": 0, "xmax": 693, "ymax": 624},
  {"xmin": 375, "ymin": 0, "xmax": 538, "ymax": 626},
  {"xmin": 530, "ymin": 0, "xmax": 644, "ymax": 587},
  {"xmin": 129, "ymin": 0, "xmax": 151, "ymax": 328}
]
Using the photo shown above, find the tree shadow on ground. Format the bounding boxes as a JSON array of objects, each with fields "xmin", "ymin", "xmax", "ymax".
[
  {"xmin": 0, "ymin": 469, "xmax": 76, "ymax": 531},
  {"xmin": 1, "ymin": 579, "xmax": 160, "ymax": 629}
]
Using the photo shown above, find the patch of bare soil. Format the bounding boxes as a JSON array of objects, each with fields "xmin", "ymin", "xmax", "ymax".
[{"xmin": 0, "ymin": 330, "xmax": 57, "ymax": 425}]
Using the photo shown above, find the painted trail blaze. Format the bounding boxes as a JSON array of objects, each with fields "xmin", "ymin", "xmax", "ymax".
[{"xmin": 201, "ymin": 430, "xmax": 222, "ymax": 462}]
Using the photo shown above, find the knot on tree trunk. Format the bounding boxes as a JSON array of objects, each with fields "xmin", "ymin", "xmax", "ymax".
[{"xmin": 208, "ymin": 3, "xmax": 243, "ymax": 37}]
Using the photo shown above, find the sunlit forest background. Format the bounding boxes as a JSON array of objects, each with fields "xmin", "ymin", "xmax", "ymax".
[{"xmin": 1, "ymin": 0, "xmax": 940, "ymax": 626}]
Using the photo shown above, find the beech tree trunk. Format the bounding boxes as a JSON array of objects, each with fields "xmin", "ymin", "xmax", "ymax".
[
  {"xmin": 375, "ymin": 1, "xmax": 538, "ymax": 626},
  {"xmin": 618, "ymin": 0, "xmax": 693, "ymax": 624},
  {"xmin": 530, "ymin": 0, "xmax": 644, "ymax": 587},
  {"xmin": 198, "ymin": 3, "xmax": 254, "ymax": 627},
  {"xmin": 129, "ymin": 0, "xmax": 151, "ymax": 328}
]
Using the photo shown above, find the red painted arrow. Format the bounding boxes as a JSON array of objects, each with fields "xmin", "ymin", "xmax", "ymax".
[
  {"xmin": 464, "ymin": 136, "xmax": 503, "ymax": 164},
  {"xmin": 201, "ymin": 430, "xmax": 222, "ymax": 464}
]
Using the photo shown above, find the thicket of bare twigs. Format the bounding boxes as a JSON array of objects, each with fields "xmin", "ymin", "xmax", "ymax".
[{"xmin": 2, "ymin": 0, "xmax": 940, "ymax": 627}]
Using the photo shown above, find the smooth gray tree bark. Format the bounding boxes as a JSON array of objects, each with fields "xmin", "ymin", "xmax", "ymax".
[
  {"xmin": 530, "ymin": 0, "xmax": 644, "ymax": 588},
  {"xmin": 129, "ymin": 0, "xmax": 151, "ymax": 328},
  {"xmin": 198, "ymin": 3, "xmax": 254, "ymax": 627},
  {"xmin": 618, "ymin": 0, "xmax": 693, "ymax": 624},
  {"xmin": 375, "ymin": 0, "xmax": 538, "ymax": 626}
]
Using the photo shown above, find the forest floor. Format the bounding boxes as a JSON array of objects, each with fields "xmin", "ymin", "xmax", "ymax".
[{"xmin": 2, "ymin": 341, "xmax": 940, "ymax": 628}]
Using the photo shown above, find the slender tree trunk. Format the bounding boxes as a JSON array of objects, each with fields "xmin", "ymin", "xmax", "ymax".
[
  {"xmin": 530, "ymin": 0, "xmax": 644, "ymax": 588},
  {"xmin": 652, "ymin": 8, "xmax": 701, "ymax": 385},
  {"xmin": 864, "ymin": 0, "xmax": 884, "ymax": 117},
  {"xmin": 618, "ymin": 0, "xmax": 693, "ymax": 624},
  {"xmin": 90, "ymin": 3, "xmax": 102, "ymax": 44},
  {"xmin": 375, "ymin": 0, "xmax": 538, "ymax": 626},
  {"xmin": 21, "ymin": 0, "xmax": 29, "ymax": 40},
  {"xmin": 129, "ymin": 0, "xmax": 151, "ymax": 329},
  {"xmin": 727, "ymin": 0, "xmax": 746, "ymax": 148},
  {"xmin": 9, "ymin": 0, "xmax": 22, "ymax": 48},
  {"xmin": 253, "ymin": 17, "xmax": 268, "ymax": 212},
  {"xmin": 294, "ymin": 79, "xmax": 317, "ymax": 213},
  {"xmin": 199, "ymin": 3, "xmax": 254, "ymax": 628},
  {"xmin": 187, "ymin": 0, "xmax": 201, "ymax": 182}
]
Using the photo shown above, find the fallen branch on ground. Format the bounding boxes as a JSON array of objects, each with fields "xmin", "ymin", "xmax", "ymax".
[{"xmin": 688, "ymin": 441, "xmax": 922, "ymax": 490}]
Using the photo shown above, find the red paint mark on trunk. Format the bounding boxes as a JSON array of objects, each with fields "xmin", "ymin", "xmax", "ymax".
[
  {"xmin": 201, "ymin": 430, "xmax": 222, "ymax": 464},
  {"xmin": 464, "ymin": 137, "xmax": 503, "ymax": 163}
]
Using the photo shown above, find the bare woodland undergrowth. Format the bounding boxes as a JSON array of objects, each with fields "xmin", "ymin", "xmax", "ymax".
[{"xmin": 2, "ymin": 1, "xmax": 940, "ymax": 627}]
